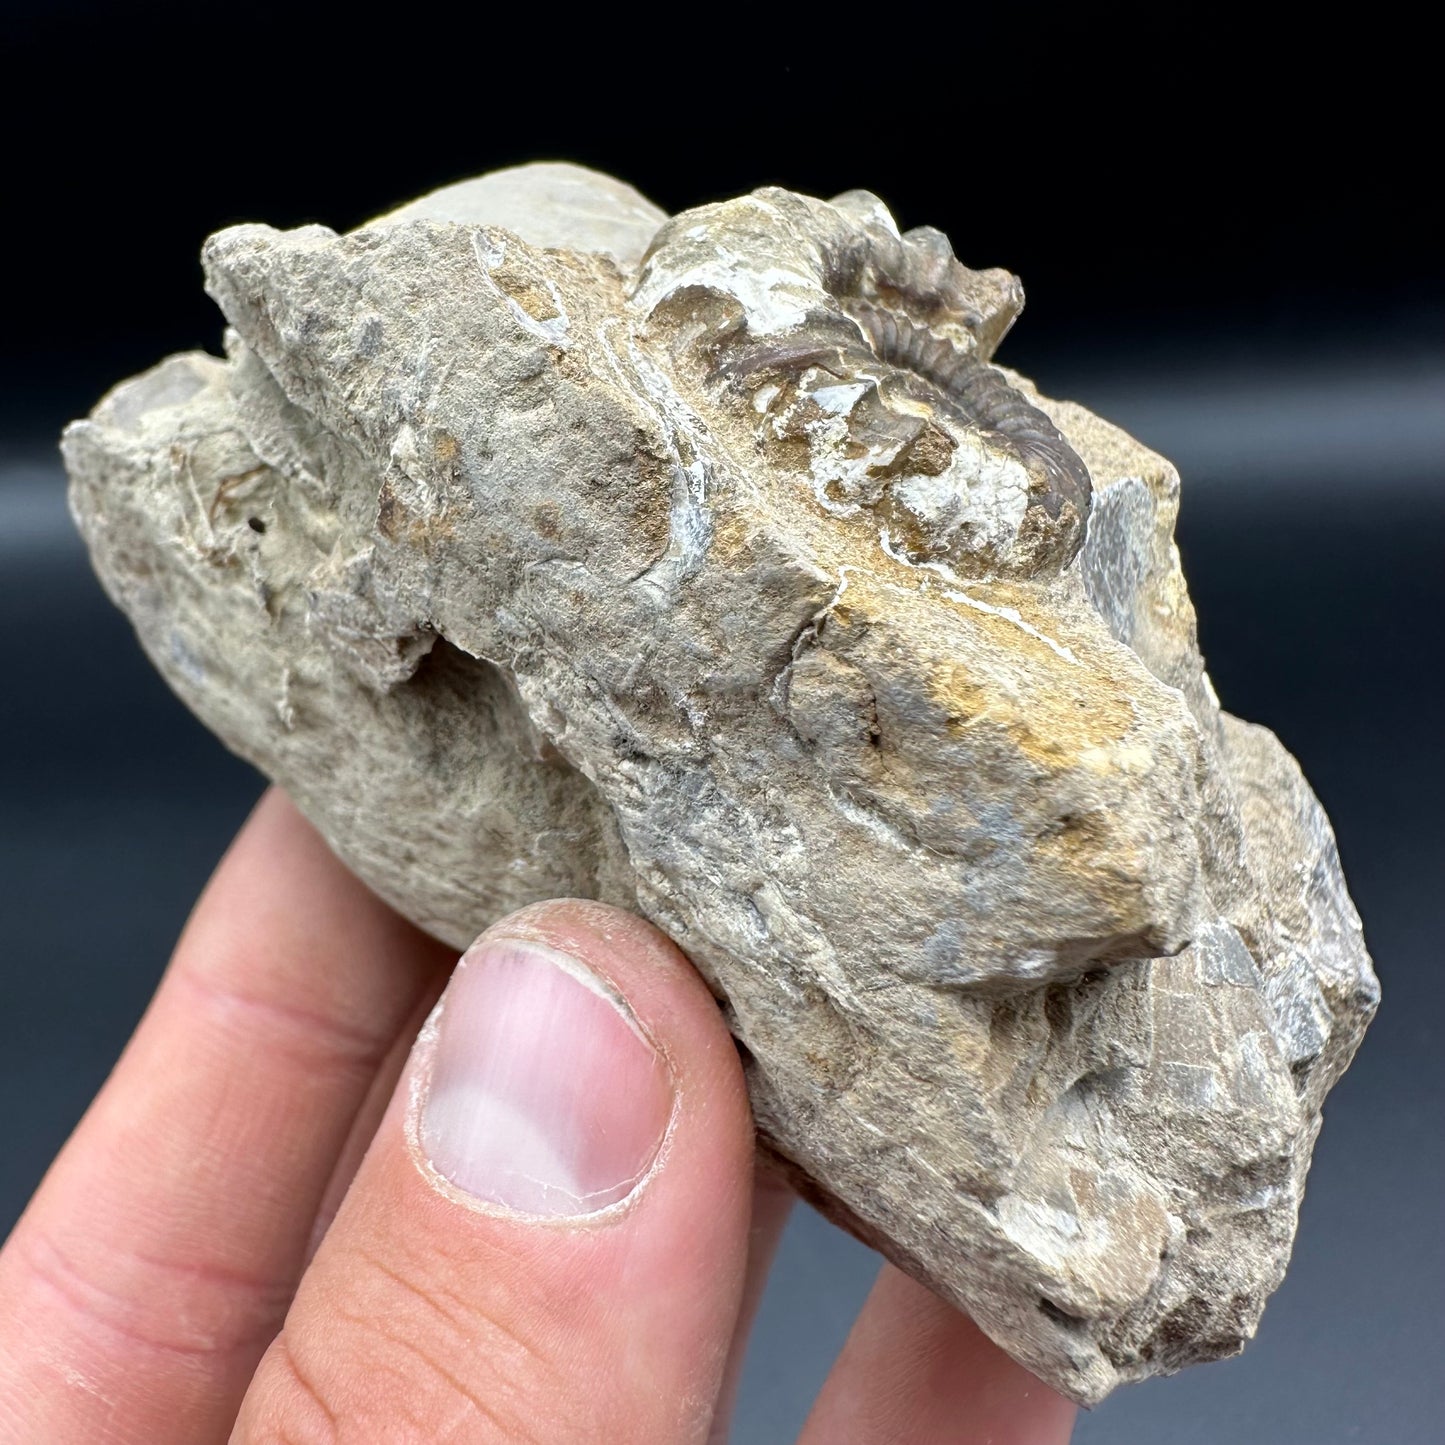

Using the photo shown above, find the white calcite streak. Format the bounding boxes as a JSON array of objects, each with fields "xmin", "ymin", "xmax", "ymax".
[{"xmin": 63, "ymin": 162, "xmax": 1378, "ymax": 1406}]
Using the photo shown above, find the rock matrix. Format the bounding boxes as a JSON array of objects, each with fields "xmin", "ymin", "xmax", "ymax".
[{"xmin": 64, "ymin": 162, "xmax": 1378, "ymax": 1404}]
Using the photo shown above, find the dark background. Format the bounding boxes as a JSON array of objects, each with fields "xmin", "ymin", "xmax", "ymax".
[{"xmin": 2, "ymin": 8, "xmax": 1440, "ymax": 1442}]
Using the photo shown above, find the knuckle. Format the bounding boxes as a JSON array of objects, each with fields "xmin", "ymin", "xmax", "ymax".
[
  {"xmin": 257, "ymin": 1248, "xmax": 565, "ymax": 1444},
  {"xmin": 239, "ymin": 1333, "xmax": 341, "ymax": 1445},
  {"xmin": 9, "ymin": 1224, "xmax": 286, "ymax": 1362},
  {"xmin": 173, "ymin": 960, "xmax": 394, "ymax": 1076}
]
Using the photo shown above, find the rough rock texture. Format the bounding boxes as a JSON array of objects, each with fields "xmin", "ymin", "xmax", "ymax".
[{"xmin": 63, "ymin": 162, "xmax": 1378, "ymax": 1405}]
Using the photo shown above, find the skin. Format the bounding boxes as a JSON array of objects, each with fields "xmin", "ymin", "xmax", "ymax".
[{"xmin": 0, "ymin": 789, "xmax": 1077, "ymax": 1444}]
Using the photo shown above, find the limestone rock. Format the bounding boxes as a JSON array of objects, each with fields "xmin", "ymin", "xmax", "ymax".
[{"xmin": 62, "ymin": 163, "xmax": 1378, "ymax": 1405}]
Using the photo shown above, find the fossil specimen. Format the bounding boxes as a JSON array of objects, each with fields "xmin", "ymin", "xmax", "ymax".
[{"xmin": 63, "ymin": 162, "xmax": 1378, "ymax": 1405}]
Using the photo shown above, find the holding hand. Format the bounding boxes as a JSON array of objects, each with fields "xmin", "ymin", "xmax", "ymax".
[{"xmin": 0, "ymin": 791, "xmax": 1076, "ymax": 1443}]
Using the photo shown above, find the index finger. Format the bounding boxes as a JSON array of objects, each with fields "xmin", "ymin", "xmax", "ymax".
[
  {"xmin": 0, "ymin": 789, "xmax": 452, "ymax": 1443},
  {"xmin": 798, "ymin": 1264, "xmax": 1077, "ymax": 1445}
]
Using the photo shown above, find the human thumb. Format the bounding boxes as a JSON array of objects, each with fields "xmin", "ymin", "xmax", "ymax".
[{"xmin": 233, "ymin": 900, "xmax": 757, "ymax": 1444}]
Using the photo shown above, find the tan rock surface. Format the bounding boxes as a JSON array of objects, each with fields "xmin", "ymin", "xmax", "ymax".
[{"xmin": 63, "ymin": 163, "xmax": 1377, "ymax": 1404}]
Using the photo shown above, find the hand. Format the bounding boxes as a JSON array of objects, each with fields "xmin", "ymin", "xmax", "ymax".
[{"xmin": 0, "ymin": 790, "xmax": 1077, "ymax": 1443}]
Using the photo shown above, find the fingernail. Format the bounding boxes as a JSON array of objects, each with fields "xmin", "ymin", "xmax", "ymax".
[{"xmin": 419, "ymin": 937, "xmax": 674, "ymax": 1217}]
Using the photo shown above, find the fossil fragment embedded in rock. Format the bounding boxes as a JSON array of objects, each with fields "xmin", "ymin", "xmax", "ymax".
[{"xmin": 63, "ymin": 161, "xmax": 1379, "ymax": 1405}]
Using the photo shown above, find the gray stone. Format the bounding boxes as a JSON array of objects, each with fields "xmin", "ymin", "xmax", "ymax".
[{"xmin": 62, "ymin": 163, "xmax": 1378, "ymax": 1405}]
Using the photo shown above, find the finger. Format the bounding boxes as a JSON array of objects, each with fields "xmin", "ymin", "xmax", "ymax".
[
  {"xmin": 798, "ymin": 1265, "xmax": 1077, "ymax": 1445},
  {"xmin": 304, "ymin": 971, "xmax": 451, "ymax": 1263},
  {"xmin": 707, "ymin": 1173, "xmax": 795, "ymax": 1445},
  {"xmin": 0, "ymin": 790, "xmax": 452, "ymax": 1445},
  {"xmin": 234, "ymin": 900, "xmax": 758, "ymax": 1445}
]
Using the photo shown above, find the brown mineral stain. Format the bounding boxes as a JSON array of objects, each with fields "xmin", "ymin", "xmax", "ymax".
[
  {"xmin": 931, "ymin": 654, "xmax": 1132, "ymax": 769},
  {"xmin": 491, "ymin": 259, "xmax": 562, "ymax": 323},
  {"xmin": 932, "ymin": 662, "xmax": 992, "ymax": 730},
  {"xmin": 1069, "ymin": 1167, "xmax": 1100, "ymax": 1211},
  {"xmin": 868, "ymin": 420, "xmax": 957, "ymax": 479},
  {"xmin": 533, "ymin": 501, "xmax": 563, "ymax": 541},
  {"xmin": 707, "ymin": 504, "xmax": 768, "ymax": 575},
  {"xmin": 408, "ymin": 511, "xmax": 457, "ymax": 547},
  {"xmin": 1040, "ymin": 809, "xmax": 1110, "ymax": 862},
  {"xmin": 376, "ymin": 479, "xmax": 401, "ymax": 540},
  {"xmin": 622, "ymin": 448, "xmax": 678, "ymax": 561},
  {"xmin": 771, "ymin": 537, "xmax": 1139, "ymax": 769},
  {"xmin": 376, "ymin": 478, "xmax": 458, "ymax": 549},
  {"xmin": 763, "ymin": 428, "xmax": 822, "ymax": 482}
]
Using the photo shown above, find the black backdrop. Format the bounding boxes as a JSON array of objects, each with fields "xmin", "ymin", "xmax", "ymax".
[
  {"xmin": 4, "ymin": 2, "xmax": 1440, "ymax": 438},
  {"xmin": 2, "ymin": 7, "xmax": 1440, "ymax": 1442}
]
